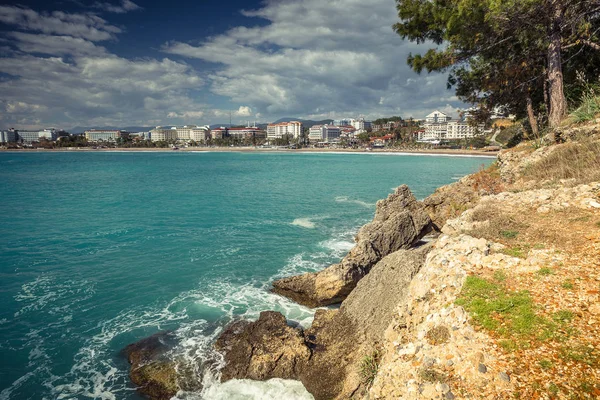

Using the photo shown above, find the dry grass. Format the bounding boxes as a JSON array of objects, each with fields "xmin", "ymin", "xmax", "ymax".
[
  {"xmin": 471, "ymin": 163, "xmax": 505, "ymax": 194},
  {"xmin": 522, "ymin": 140, "xmax": 600, "ymax": 184}
]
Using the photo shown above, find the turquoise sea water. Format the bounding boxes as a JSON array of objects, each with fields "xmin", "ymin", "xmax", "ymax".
[{"xmin": 0, "ymin": 151, "xmax": 492, "ymax": 399}]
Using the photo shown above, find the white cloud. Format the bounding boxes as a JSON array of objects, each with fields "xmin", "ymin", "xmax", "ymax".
[
  {"xmin": 235, "ymin": 106, "xmax": 252, "ymax": 117},
  {"xmin": 163, "ymin": 0, "xmax": 462, "ymax": 121},
  {"xmin": 7, "ymin": 32, "xmax": 107, "ymax": 55},
  {"xmin": 93, "ymin": 0, "xmax": 141, "ymax": 14},
  {"xmin": 0, "ymin": 6, "xmax": 121, "ymax": 41}
]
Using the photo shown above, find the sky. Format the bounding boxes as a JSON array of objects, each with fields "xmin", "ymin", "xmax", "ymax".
[{"xmin": 0, "ymin": 0, "xmax": 462, "ymax": 130}]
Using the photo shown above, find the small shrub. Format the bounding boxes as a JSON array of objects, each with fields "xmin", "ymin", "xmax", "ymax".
[
  {"xmin": 570, "ymin": 87, "xmax": 600, "ymax": 123},
  {"xmin": 359, "ymin": 350, "xmax": 380, "ymax": 387}
]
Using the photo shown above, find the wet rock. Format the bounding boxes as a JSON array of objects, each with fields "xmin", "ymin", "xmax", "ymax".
[
  {"xmin": 272, "ymin": 185, "xmax": 432, "ymax": 307},
  {"xmin": 123, "ymin": 332, "xmax": 179, "ymax": 400},
  {"xmin": 215, "ymin": 311, "xmax": 310, "ymax": 382}
]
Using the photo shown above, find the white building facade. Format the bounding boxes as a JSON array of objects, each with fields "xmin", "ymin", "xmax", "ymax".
[
  {"xmin": 267, "ymin": 121, "xmax": 303, "ymax": 140},
  {"xmin": 446, "ymin": 121, "xmax": 483, "ymax": 139},
  {"xmin": 308, "ymin": 125, "xmax": 341, "ymax": 142},
  {"xmin": 85, "ymin": 129, "xmax": 122, "ymax": 142},
  {"xmin": 425, "ymin": 110, "xmax": 451, "ymax": 124},
  {"xmin": 352, "ymin": 118, "xmax": 372, "ymax": 133},
  {"xmin": 149, "ymin": 127, "xmax": 177, "ymax": 142}
]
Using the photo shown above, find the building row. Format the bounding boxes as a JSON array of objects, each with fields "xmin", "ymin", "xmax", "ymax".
[{"xmin": 1, "ymin": 128, "xmax": 58, "ymax": 145}]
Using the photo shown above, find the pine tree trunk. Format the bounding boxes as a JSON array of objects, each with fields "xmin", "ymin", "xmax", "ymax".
[
  {"xmin": 526, "ymin": 94, "xmax": 538, "ymax": 138},
  {"xmin": 547, "ymin": 3, "xmax": 567, "ymax": 128}
]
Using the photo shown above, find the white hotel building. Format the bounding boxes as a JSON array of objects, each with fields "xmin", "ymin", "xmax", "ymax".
[
  {"xmin": 309, "ymin": 125, "xmax": 341, "ymax": 143},
  {"xmin": 419, "ymin": 110, "xmax": 483, "ymax": 141},
  {"xmin": 85, "ymin": 129, "xmax": 122, "ymax": 142},
  {"xmin": 267, "ymin": 121, "xmax": 303, "ymax": 141}
]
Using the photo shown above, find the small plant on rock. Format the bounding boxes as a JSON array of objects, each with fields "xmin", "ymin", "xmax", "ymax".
[{"xmin": 359, "ymin": 350, "xmax": 380, "ymax": 387}]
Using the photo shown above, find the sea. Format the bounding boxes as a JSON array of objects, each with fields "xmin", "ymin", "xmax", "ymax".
[{"xmin": 0, "ymin": 151, "xmax": 492, "ymax": 399}]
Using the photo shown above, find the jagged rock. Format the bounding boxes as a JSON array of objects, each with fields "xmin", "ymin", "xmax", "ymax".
[
  {"xmin": 422, "ymin": 179, "xmax": 479, "ymax": 230},
  {"xmin": 215, "ymin": 311, "xmax": 310, "ymax": 381},
  {"xmin": 272, "ymin": 185, "xmax": 432, "ymax": 307},
  {"xmin": 341, "ymin": 245, "xmax": 431, "ymax": 342},
  {"xmin": 215, "ymin": 247, "xmax": 431, "ymax": 400},
  {"xmin": 123, "ymin": 332, "xmax": 179, "ymax": 400}
]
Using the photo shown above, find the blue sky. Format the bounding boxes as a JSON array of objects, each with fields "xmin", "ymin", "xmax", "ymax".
[{"xmin": 0, "ymin": 0, "xmax": 461, "ymax": 129}]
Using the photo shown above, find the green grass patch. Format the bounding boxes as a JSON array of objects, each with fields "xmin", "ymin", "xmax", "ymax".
[
  {"xmin": 561, "ymin": 280, "xmax": 574, "ymax": 290},
  {"xmin": 456, "ymin": 276, "xmax": 556, "ymax": 344},
  {"xmin": 536, "ymin": 267, "xmax": 554, "ymax": 276},
  {"xmin": 501, "ymin": 246, "xmax": 528, "ymax": 258},
  {"xmin": 500, "ymin": 230, "xmax": 519, "ymax": 239},
  {"xmin": 570, "ymin": 89, "xmax": 600, "ymax": 123},
  {"xmin": 359, "ymin": 350, "xmax": 380, "ymax": 387},
  {"xmin": 533, "ymin": 243, "xmax": 545, "ymax": 250},
  {"xmin": 539, "ymin": 359, "xmax": 554, "ymax": 370}
]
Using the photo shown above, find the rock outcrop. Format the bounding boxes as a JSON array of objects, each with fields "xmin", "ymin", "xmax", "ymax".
[
  {"xmin": 215, "ymin": 246, "xmax": 431, "ymax": 400},
  {"xmin": 422, "ymin": 178, "xmax": 480, "ymax": 230},
  {"xmin": 272, "ymin": 185, "xmax": 432, "ymax": 307},
  {"xmin": 123, "ymin": 332, "xmax": 180, "ymax": 400}
]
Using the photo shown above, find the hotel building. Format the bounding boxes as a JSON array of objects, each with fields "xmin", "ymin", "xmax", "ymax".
[{"xmin": 266, "ymin": 121, "xmax": 303, "ymax": 140}]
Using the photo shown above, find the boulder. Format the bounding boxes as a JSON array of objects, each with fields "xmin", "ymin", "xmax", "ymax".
[
  {"xmin": 272, "ymin": 185, "xmax": 432, "ymax": 307},
  {"xmin": 215, "ymin": 311, "xmax": 311, "ymax": 381},
  {"xmin": 123, "ymin": 332, "xmax": 179, "ymax": 400}
]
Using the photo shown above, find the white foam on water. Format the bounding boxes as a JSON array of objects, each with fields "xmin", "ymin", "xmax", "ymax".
[
  {"xmin": 199, "ymin": 378, "xmax": 314, "ymax": 400},
  {"xmin": 334, "ymin": 196, "xmax": 375, "ymax": 208},
  {"xmin": 290, "ymin": 218, "xmax": 315, "ymax": 229}
]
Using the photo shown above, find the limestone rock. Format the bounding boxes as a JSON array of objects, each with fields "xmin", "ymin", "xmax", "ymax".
[
  {"xmin": 215, "ymin": 311, "xmax": 310, "ymax": 382},
  {"xmin": 272, "ymin": 185, "xmax": 432, "ymax": 307},
  {"xmin": 422, "ymin": 179, "xmax": 479, "ymax": 231},
  {"xmin": 123, "ymin": 332, "xmax": 180, "ymax": 400}
]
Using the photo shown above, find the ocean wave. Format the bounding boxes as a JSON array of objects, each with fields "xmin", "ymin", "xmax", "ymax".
[
  {"xmin": 334, "ymin": 196, "xmax": 375, "ymax": 208},
  {"xmin": 200, "ymin": 378, "xmax": 314, "ymax": 400},
  {"xmin": 290, "ymin": 218, "xmax": 316, "ymax": 229}
]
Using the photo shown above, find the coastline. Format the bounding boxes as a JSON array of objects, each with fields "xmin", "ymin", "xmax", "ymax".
[{"xmin": 0, "ymin": 146, "xmax": 498, "ymax": 158}]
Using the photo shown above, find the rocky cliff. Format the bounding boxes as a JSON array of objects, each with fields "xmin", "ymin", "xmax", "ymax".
[{"xmin": 272, "ymin": 185, "xmax": 433, "ymax": 307}]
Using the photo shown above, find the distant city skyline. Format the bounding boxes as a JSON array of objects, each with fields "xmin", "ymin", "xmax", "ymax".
[{"xmin": 0, "ymin": 0, "xmax": 464, "ymax": 130}]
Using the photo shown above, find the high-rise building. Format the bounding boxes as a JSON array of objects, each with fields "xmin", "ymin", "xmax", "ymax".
[
  {"xmin": 0, "ymin": 129, "xmax": 18, "ymax": 143},
  {"xmin": 266, "ymin": 121, "xmax": 303, "ymax": 140}
]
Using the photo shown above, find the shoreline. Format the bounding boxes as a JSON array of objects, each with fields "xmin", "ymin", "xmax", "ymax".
[{"xmin": 0, "ymin": 147, "xmax": 498, "ymax": 158}]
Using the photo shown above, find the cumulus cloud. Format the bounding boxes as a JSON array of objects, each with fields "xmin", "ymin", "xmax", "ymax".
[
  {"xmin": 163, "ymin": 0, "xmax": 461, "ymax": 121},
  {"xmin": 0, "ymin": 5, "xmax": 121, "ymax": 41},
  {"xmin": 93, "ymin": 0, "xmax": 141, "ymax": 14}
]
